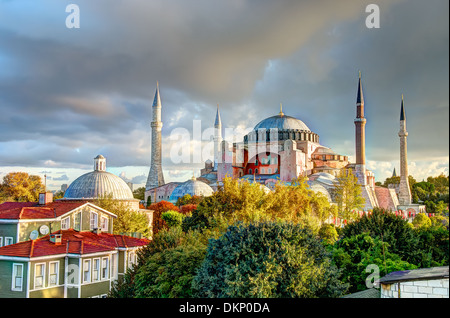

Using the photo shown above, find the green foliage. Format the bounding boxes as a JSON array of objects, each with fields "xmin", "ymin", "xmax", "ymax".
[
  {"xmin": 133, "ymin": 187, "xmax": 145, "ymax": 200},
  {"xmin": 333, "ymin": 169, "xmax": 365, "ymax": 221},
  {"xmin": 110, "ymin": 227, "xmax": 214, "ymax": 298},
  {"xmin": 331, "ymin": 233, "xmax": 417, "ymax": 293},
  {"xmin": 148, "ymin": 201, "xmax": 180, "ymax": 235},
  {"xmin": 341, "ymin": 208, "xmax": 420, "ymax": 264},
  {"xmin": 95, "ymin": 194, "xmax": 151, "ymax": 238},
  {"xmin": 161, "ymin": 210, "xmax": 186, "ymax": 228},
  {"xmin": 183, "ymin": 177, "xmax": 336, "ymax": 233},
  {"xmin": 176, "ymin": 194, "xmax": 203, "ymax": 207},
  {"xmin": 192, "ymin": 221, "xmax": 348, "ymax": 298},
  {"xmin": 412, "ymin": 213, "xmax": 431, "ymax": 229},
  {"xmin": 319, "ymin": 223, "xmax": 338, "ymax": 245},
  {"xmin": 413, "ymin": 222, "xmax": 449, "ymax": 268}
]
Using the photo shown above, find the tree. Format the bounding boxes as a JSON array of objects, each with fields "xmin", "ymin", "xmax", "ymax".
[
  {"xmin": 319, "ymin": 223, "xmax": 338, "ymax": 245},
  {"xmin": 95, "ymin": 195, "xmax": 151, "ymax": 238},
  {"xmin": 332, "ymin": 233, "xmax": 417, "ymax": 293},
  {"xmin": 110, "ymin": 227, "xmax": 210, "ymax": 298},
  {"xmin": 1, "ymin": 172, "xmax": 45, "ymax": 202},
  {"xmin": 341, "ymin": 208, "xmax": 420, "ymax": 264},
  {"xmin": 192, "ymin": 221, "xmax": 348, "ymax": 298},
  {"xmin": 161, "ymin": 210, "xmax": 186, "ymax": 228},
  {"xmin": 133, "ymin": 187, "xmax": 145, "ymax": 200},
  {"xmin": 148, "ymin": 201, "xmax": 180, "ymax": 235},
  {"xmin": 334, "ymin": 169, "xmax": 365, "ymax": 221},
  {"xmin": 412, "ymin": 213, "xmax": 432, "ymax": 229}
]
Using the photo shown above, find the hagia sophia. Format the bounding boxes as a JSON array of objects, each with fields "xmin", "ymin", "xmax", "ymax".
[{"xmin": 60, "ymin": 73, "xmax": 425, "ymax": 216}]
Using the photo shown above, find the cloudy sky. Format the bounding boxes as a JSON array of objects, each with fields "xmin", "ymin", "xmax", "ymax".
[{"xmin": 0, "ymin": 0, "xmax": 448, "ymax": 191}]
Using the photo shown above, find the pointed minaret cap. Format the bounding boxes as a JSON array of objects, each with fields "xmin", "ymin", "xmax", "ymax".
[
  {"xmin": 356, "ymin": 71, "xmax": 363, "ymax": 105},
  {"xmin": 215, "ymin": 104, "xmax": 222, "ymax": 127},
  {"xmin": 392, "ymin": 167, "xmax": 397, "ymax": 177},
  {"xmin": 153, "ymin": 81, "xmax": 162, "ymax": 108},
  {"xmin": 400, "ymin": 94, "xmax": 406, "ymax": 121},
  {"xmin": 279, "ymin": 103, "xmax": 284, "ymax": 117}
]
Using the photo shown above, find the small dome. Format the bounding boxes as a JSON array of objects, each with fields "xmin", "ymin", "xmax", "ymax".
[
  {"xmin": 253, "ymin": 114, "xmax": 311, "ymax": 132},
  {"xmin": 307, "ymin": 181, "xmax": 332, "ymax": 201},
  {"xmin": 169, "ymin": 178, "xmax": 214, "ymax": 202}
]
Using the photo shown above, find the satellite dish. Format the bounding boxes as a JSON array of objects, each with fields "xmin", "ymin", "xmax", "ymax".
[
  {"xmin": 29, "ymin": 230, "xmax": 39, "ymax": 240},
  {"xmin": 39, "ymin": 225, "xmax": 50, "ymax": 235}
]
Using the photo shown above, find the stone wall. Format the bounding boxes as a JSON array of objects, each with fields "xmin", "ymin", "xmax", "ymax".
[{"xmin": 381, "ymin": 278, "xmax": 449, "ymax": 298}]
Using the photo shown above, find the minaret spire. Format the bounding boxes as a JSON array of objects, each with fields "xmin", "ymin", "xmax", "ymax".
[
  {"xmin": 279, "ymin": 103, "xmax": 284, "ymax": 116},
  {"xmin": 146, "ymin": 82, "xmax": 165, "ymax": 190},
  {"xmin": 214, "ymin": 104, "xmax": 223, "ymax": 171},
  {"xmin": 354, "ymin": 71, "xmax": 367, "ymax": 185},
  {"xmin": 398, "ymin": 94, "xmax": 411, "ymax": 205}
]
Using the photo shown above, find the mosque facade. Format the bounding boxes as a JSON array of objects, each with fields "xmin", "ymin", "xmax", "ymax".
[{"xmin": 144, "ymin": 75, "xmax": 423, "ymax": 214}]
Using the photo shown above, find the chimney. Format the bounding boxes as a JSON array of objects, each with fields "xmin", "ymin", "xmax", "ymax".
[
  {"xmin": 92, "ymin": 228, "xmax": 102, "ymax": 235},
  {"xmin": 50, "ymin": 233, "xmax": 62, "ymax": 245},
  {"xmin": 39, "ymin": 192, "xmax": 53, "ymax": 205}
]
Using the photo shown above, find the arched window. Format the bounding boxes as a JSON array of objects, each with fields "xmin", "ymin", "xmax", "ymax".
[
  {"xmin": 255, "ymin": 169, "xmax": 258, "ymax": 174},
  {"xmin": 249, "ymin": 168, "xmax": 252, "ymax": 175}
]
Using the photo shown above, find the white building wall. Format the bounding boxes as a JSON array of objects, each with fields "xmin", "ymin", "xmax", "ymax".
[{"xmin": 381, "ymin": 278, "xmax": 449, "ymax": 298}]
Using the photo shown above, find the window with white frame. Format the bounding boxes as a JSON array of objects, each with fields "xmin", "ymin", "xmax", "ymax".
[
  {"xmin": 12, "ymin": 263, "xmax": 23, "ymax": 291},
  {"xmin": 111, "ymin": 253, "xmax": 118, "ymax": 280},
  {"xmin": 48, "ymin": 261, "xmax": 59, "ymax": 286},
  {"xmin": 34, "ymin": 263, "xmax": 45, "ymax": 289},
  {"xmin": 83, "ymin": 259, "xmax": 91, "ymax": 283},
  {"xmin": 128, "ymin": 251, "xmax": 136, "ymax": 269},
  {"xmin": 93, "ymin": 258, "xmax": 100, "ymax": 282},
  {"xmin": 74, "ymin": 212, "xmax": 81, "ymax": 231},
  {"xmin": 61, "ymin": 217, "xmax": 70, "ymax": 230},
  {"xmin": 101, "ymin": 216, "xmax": 108, "ymax": 232},
  {"xmin": 101, "ymin": 257, "xmax": 109, "ymax": 280},
  {"xmin": 90, "ymin": 212, "xmax": 98, "ymax": 230},
  {"xmin": 0, "ymin": 237, "xmax": 3, "ymax": 247},
  {"xmin": 4, "ymin": 237, "xmax": 13, "ymax": 246}
]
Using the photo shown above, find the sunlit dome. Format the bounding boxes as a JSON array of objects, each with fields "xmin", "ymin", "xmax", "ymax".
[
  {"xmin": 169, "ymin": 177, "xmax": 214, "ymax": 202},
  {"xmin": 253, "ymin": 114, "xmax": 311, "ymax": 132},
  {"xmin": 63, "ymin": 155, "xmax": 134, "ymax": 200}
]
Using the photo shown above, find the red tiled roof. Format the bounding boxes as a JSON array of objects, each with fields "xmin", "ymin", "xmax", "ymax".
[
  {"xmin": 0, "ymin": 229, "xmax": 150, "ymax": 258},
  {"xmin": 0, "ymin": 201, "xmax": 89, "ymax": 220}
]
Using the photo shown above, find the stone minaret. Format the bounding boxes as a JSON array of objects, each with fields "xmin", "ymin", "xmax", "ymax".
[
  {"xmin": 398, "ymin": 95, "xmax": 412, "ymax": 205},
  {"xmin": 146, "ymin": 82, "xmax": 165, "ymax": 190},
  {"xmin": 213, "ymin": 104, "xmax": 222, "ymax": 171},
  {"xmin": 354, "ymin": 72, "xmax": 367, "ymax": 185}
]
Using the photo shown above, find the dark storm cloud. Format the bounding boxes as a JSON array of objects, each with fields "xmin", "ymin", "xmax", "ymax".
[{"xmin": 0, "ymin": 0, "xmax": 448, "ymax": 182}]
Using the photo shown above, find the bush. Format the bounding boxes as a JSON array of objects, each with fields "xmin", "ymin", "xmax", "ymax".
[
  {"xmin": 341, "ymin": 207, "xmax": 420, "ymax": 264},
  {"xmin": 161, "ymin": 210, "xmax": 186, "ymax": 228},
  {"xmin": 412, "ymin": 213, "xmax": 432, "ymax": 229},
  {"xmin": 148, "ymin": 201, "xmax": 180, "ymax": 235},
  {"xmin": 192, "ymin": 221, "xmax": 348, "ymax": 298},
  {"xmin": 331, "ymin": 233, "xmax": 417, "ymax": 293},
  {"xmin": 319, "ymin": 223, "xmax": 338, "ymax": 245}
]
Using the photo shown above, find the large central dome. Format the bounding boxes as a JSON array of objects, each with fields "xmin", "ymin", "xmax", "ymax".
[{"xmin": 253, "ymin": 114, "xmax": 311, "ymax": 132}]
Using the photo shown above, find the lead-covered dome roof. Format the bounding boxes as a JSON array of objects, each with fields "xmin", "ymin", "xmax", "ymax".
[
  {"xmin": 253, "ymin": 114, "xmax": 311, "ymax": 132},
  {"xmin": 169, "ymin": 177, "xmax": 214, "ymax": 202},
  {"xmin": 63, "ymin": 155, "xmax": 134, "ymax": 200}
]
